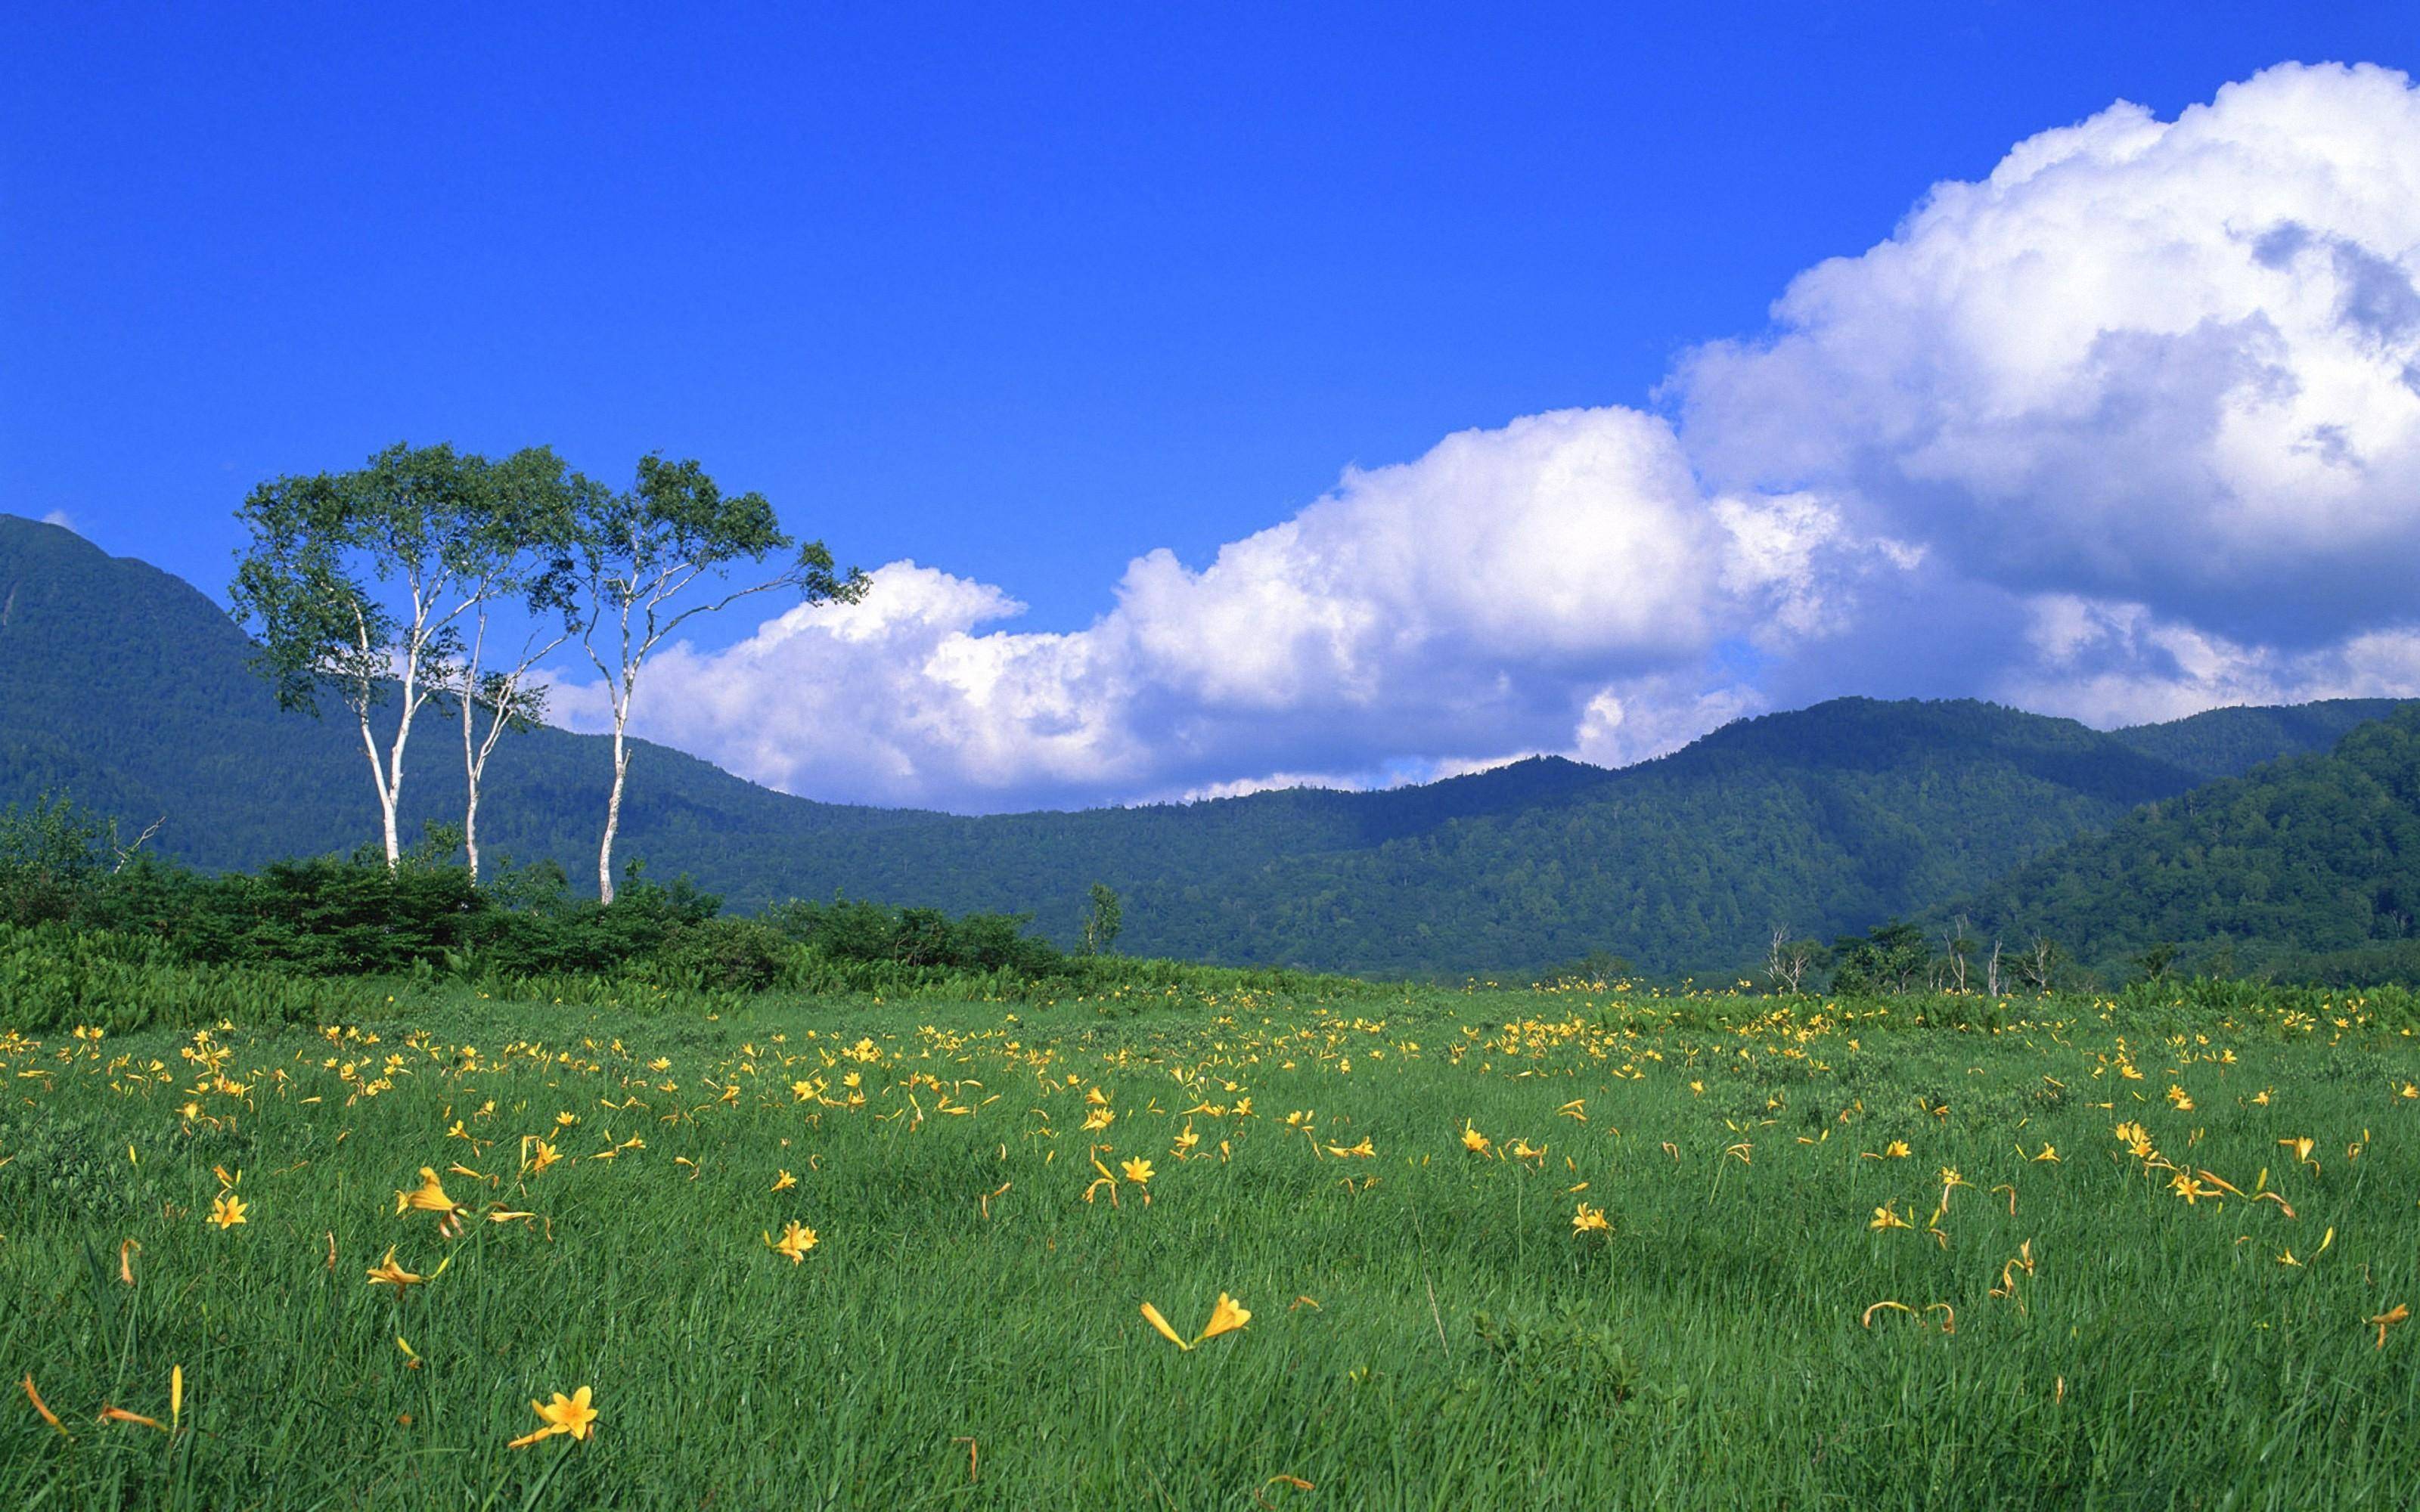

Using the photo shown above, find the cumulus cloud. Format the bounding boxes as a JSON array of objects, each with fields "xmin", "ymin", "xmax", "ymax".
[
  {"xmin": 1680, "ymin": 62, "xmax": 2420, "ymax": 644},
  {"xmin": 565, "ymin": 61, "xmax": 2420, "ymax": 810}
]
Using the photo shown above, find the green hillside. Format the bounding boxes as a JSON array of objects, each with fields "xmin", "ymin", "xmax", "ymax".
[
  {"xmin": 1, "ymin": 513, "xmax": 2405, "ymax": 976},
  {"xmin": 2108, "ymin": 699, "xmax": 2409, "ymax": 781},
  {"xmin": 1947, "ymin": 705, "xmax": 2420, "ymax": 984}
]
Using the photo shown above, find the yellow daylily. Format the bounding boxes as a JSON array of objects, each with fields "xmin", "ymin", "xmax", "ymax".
[
  {"xmin": 1121, "ymin": 1157, "xmax": 1154, "ymax": 1185},
  {"xmin": 507, "ymin": 1386, "xmax": 598, "ymax": 1447},
  {"xmin": 1461, "ymin": 1123, "xmax": 1491, "ymax": 1155},
  {"xmin": 207, "ymin": 1194, "xmax": 247, "ymax": 1229},
  {"xmin": 2371, "ymin": 1303, "xmax": 2409, "ymax": 1349},
  {"xmin": 768, "ymin": 1220, "xmax": 819, "ymax": 1263},
  {"xmin": 23, "ymin": 1373, "xmax": 69, "ymax": 1438},
  {"xmin": 1140, "ymin": 1294, "xmax": 1252, "ymax": 1349},
  {"xmin": 1869, "ymin": 1204, "xmax": 1913, "ymax": 1232},
  {"xmin": 1199, "ymin": 1293, "xmax": 1252, "ymax": 1341},
  {"xmin": 396, "ymin": 1168, "xmax": 462, "ymax": 1217},
  {"xmin": 1571, "ymin": 1201, "xmax": 1610, "ymax": 1235},
  {"xmin": 365, "ymin": 1247, "xmax": 422, "ymax": 1290}
]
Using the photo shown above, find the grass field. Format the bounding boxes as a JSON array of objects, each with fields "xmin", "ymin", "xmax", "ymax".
[{"xmin": 5, "ymin": 982, "xmax": 2420, "ymax": 1508}]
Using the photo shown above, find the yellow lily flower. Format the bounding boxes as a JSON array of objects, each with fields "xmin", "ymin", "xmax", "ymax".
[
  {"xmin": 507, "ymin": 1386, "xmax": 597, "ymax": 1447},
  {"xmin": 395, "ymin": 1167, "xmax": 461, "ymax": 1217},
  {"xmin": 768, "ymin": 1220, "xmax": 819, "ymax": 1263},
  {"xmin": 1140, "ymin": 1302, "xmax": 1191, "ymax": 1350}
]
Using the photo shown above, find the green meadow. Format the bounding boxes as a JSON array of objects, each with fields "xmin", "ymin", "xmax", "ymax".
[{"xmin": 5, "ymin": 983, "xmax": 2419, "ymax": 1508}]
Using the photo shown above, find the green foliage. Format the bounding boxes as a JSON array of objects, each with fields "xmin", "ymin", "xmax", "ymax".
[
  {"xmin": 1828, "ymin": 920, "xmax": 1932, "ymax": 995},
  {"xmin": 1081, "ymin": 881, "xmax": 1122, "ymax": 955},
  {"xmin": 1950, "ymin": 705, "xmax": 2420, "ymax": 984},
  {"xmin": 0, "ymin": 922, "xmax": 392, "ymax": 1033}
]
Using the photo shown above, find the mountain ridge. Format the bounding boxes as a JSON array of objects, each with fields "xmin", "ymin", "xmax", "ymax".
[{"xmin": 2, "ymin": 512, "xmax": 2407, "ymax": 975}]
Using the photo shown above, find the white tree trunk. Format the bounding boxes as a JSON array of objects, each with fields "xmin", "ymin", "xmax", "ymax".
[
  {"xmin": 463, "ymin": 705, "xmax": 483, "ymax": 884},
  {"xmin": 599, "ymin": 717, "xmax": 630, "ymax": 904},
  {"xmin": 360, "ymin": 713, "xmax": 402, "ymax": 864}
]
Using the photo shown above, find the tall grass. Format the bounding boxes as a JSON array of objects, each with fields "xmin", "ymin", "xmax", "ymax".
[{"xmin": 3, "ymin": 984, "xmax": 2417, "ymax": 1507}]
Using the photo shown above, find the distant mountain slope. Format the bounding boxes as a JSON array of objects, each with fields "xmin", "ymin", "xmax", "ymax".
[
  {"xmin": 1, "ymin": 513, "xmax": 2405, "ymax": 976},
  {"xmin": 1945, "ymin": 705, "xmax": 2420, "ymax": 983},
  {"xmin": 2109, "ymin": 699, "xmax": 2409, "ymax": 782},
  {"xmin": 0, "ymin": 513, "xmax": 945, "ymax": 881}
]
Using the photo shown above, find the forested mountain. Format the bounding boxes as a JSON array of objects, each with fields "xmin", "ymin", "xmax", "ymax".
[
  {"xmin": 1944, "ymin": 705, "xmax": 2420, "ymax": 984},
  {"xmin": 0, "ymin": 514, "xmax": 942, "ymax": 881},
  {"xmin": 2, "ymin": 513, "xmax": 2406, "ymax": 976},
  {"xmin": 2108, "ymin": 699, "xmax": 2407, "ymax": 781}
]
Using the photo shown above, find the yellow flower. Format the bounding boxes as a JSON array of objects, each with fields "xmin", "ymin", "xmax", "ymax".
[
  {"xmin": 2371, "ymin": 1303, "xmax": 2409, "ymax": 1349},
  {"xmin": 1869, "ymin": 1204, "xmax": 1913, "ymax": 1232},
  {"xmin": 1121, "ymin": 1157, "xmax": 1154, "ymax": 1185},
  {"xmin": 1325, "ymin": 1137, "xmax": 1376, "ymax": 1158},
  {"xmin": 2168, "ymin": 1172, "xmax": 2217, "ymax": 1204},
  {"xmin": 507, "ymin": 1386, "xmax": 598, "ymax": 1448},
  {"xmin": 1571, "ymin": 1202, "xmax": 1610, "ymax": 1235},
  {"xmin": 1199, "ymin": 1293, "xmax": 1251, "ymax": 1341},
  {"xmin": 1172, "ymin": 1123, "xmax": 1201, "ymax": 1155},
  {"xmin": 1140, "ymin": 1294, "xmax": 1252, "ymax": 1349},
  {"xmin": 207, "ymin": 1194, "xmax": 247, "ymax": 1229},
  {"xmin": 2280, "ymin": 1136, "xmax": 2316, "ymax": 1164},
  {"xmin": 1461, "ymin": 1123, "xmax": 1491, "ymax": 1155},
  {"xmin": 1884, "ymin": 1140, "xmax": 1910, "ymax": 1159},
  {"xmin": 771, "ymin": 1170, "xmax": 798, "ymax": 1193},
  {"xmin": 365, "ymin": 1247, "xmax": 427, "ymax": 1291},
  {"xmin": 1140, "ymin": 1301, "xmax": 1191, "ymax": 1350},
  {"xmin": 769, "ymin": 1220, "xmax": 819, "ymax": 1263},
  {"xmin": 527, "ymin": 1140, "xmax": 561, "ymax": 1176},
  {"xmin": 2029, "ymin": 1144, "xmax": 2060, "ymax": 1163},
  {"xmin": 23, "ymin": 1372, "xmax": 68, "ymax": 1437},
  {"xmin": 169, "ymin": 1365, "xmax": 182, "ymax": 1432},
  {"xmin": 395, "ymin": 1168, "xmax": 461, "ymax": 1218},
  {"xmin": 1082, "ymin": 1107, "xmax": 1115, "ymax": 1132}
]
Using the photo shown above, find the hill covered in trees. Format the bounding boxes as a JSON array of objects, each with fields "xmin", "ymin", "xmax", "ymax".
[
  {"xmin": 1943, "ymin": 705, "xmax": 2420, "ymax": 984},
  {"xmin": 2, "ymin": 513, "xmax": 2408, "ymax": 977}
]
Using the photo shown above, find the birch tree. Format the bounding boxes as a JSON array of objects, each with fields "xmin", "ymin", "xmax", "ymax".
[
  {"xmin": 231, "ymin": 443, "xmax": 503, "ymax": 866},
  {"xmin": 447, "ymin": 448, "xmax": 593, "ymax": 882},
  {"xmin": 575, "ymin": 453, "xmax": 866, "ymax": 903}
]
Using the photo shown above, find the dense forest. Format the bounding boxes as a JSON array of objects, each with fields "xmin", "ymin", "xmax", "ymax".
[
  {"xmin": 2, "ymin": 513, "xmax": 2414, "ymax": 979},
  {"xmin": 1944, "ymin": 704, "xmax": 2420, "ymax": 984}
]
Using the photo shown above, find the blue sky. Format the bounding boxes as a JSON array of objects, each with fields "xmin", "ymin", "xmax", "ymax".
[{"xmin": 7, "ymin": 5, "xmax": 2420, "ymax": 810}]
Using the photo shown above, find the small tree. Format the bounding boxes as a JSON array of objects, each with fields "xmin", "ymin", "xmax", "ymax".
[
  {"xmin": 1829, "ymin": 921, "xmax": 1930, "ymax": 996},
  {"xmin": 1764, "ymin": 928, "xmax": 1824, "ymax": 994},
  {"xmin": 1938, "ymin": 915, "xmax": 1976, "ymax": 994},
  {"xmin": 448, "ymin": 448, "xmax": 594, "ymax": 882},
  {"xmin": 1083, "ymin": 882, "xmax": 1124, "ymax": 956},
  {"xmin": 2009, "ymin": 932, "xmax": 2063, "ymax": 992},
  {"xmin": 574, "ymin": 454, "xmax": 867, "ymax": 903},
  {"xmin": 231, "ymin": 443, "xmax": 520, "ymax": 866},
  {"xmin": 2134, "ymin": 940, "xmax": 2179, "ymax": 984}
]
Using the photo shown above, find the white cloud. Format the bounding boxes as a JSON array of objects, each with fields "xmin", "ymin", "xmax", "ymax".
[
  {"xmin": 1680, "ymin": 62, "xmax": 2420, "ymax": 643},
  {"xmin": 561, "ymin": 62, "xmax": 2420, "ymax": 811},
  {"xmin": 40, "ymin": 510, "xmax": 75, "ymax": 531}
]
